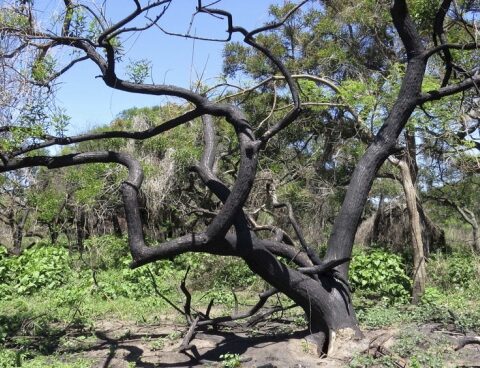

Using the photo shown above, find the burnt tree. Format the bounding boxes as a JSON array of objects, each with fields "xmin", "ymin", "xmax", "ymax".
[{"xmin": 1, "ymin": 0, "xmax": 479, "ymax": 354}]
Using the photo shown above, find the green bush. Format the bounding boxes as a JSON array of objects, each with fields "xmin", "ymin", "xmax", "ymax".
[
  {"xmin": 82, "ymin": 235, "xmax": 128, "ymax": 270},
  {"xmin": 349, "ymin": 249, "xmax": 411, "ymax": 304},
  {"xmin": 0, "ymin": 247, "xmax": 10, "ymax": 297},
  {"xmin": 428, "ymin": 252, "xmax": 479, "ymax": 291},
  {"xmin": 94, "ymin": 258, "xmax": 179, "ymax": 299},
  {"xmin": 355, "ymin": 304, "xmax": 404, "ymax": 328},
  {"xmin": 172, "ymin": 253, "xmax": 258, "ymax": 291},
  {"xmin": 211, "ymin": 258, "xmax": 257, "ymax": 290},
  {"xmin": 0, "ymin": 348, "xmax": 20, "ymax": 368},
  {"xmin": 420, "ymin": 286, "xmax": 443, "ymax": 305},
  {"xmin": 0, "ymin": 348, "xmax": 92, "ymax": 368},
  {"xmin": 0, "ymin": 244, "xmax": 71, "ymax": 298}
]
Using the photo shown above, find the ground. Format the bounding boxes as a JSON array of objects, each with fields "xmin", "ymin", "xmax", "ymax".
[
  {"xmin": 2, "ymin": 247, "xmax": 479, "ymax": 367},
  {"xmin": 40, "ymin": 317, "xmax": 480, "ymax": 367}
]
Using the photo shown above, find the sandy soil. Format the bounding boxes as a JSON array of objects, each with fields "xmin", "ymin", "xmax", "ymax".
[{"xmin": 60, "ymin": 320, "xmax": 480, "ymax": 367}]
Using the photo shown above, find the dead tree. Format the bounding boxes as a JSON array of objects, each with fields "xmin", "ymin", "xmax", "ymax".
[{"xmin": 1, "ymin": 0, "xmax": 479, "ymax": 354}]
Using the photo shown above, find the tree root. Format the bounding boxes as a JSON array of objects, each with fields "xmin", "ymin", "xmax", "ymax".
[{"xmin": 455, "ymin": 336, "xmax": 480, "ymax": 351}]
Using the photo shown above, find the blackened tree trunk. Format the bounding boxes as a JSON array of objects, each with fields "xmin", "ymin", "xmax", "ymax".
[
  {"xmin": 1, "ymin": 0, "xmax": 479, "ymax": 357},
  {"xmin": 325, "ymin": 3, "xmax": 428, "ymax": 277}
]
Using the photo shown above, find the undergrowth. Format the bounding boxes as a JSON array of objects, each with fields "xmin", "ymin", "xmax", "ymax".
[{"xmin": 1, "ymin": 237, "xmax": 479, "ymax": 367}]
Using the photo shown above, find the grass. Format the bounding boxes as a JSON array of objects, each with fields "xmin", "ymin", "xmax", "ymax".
[
  {"xmin": 348, "ymin": 247, "xmax": 480, "ymax": 367},
  {"xmin": 2, "ymin": 240, "xmax": 479, "ymax": 367},
  {"xmin": 391, "ymin": 327, "xmax": 451, "ymax": 368}
]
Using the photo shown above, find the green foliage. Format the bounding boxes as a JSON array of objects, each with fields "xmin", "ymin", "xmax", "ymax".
[
  {"xmin": 212, "ymin": 259, "xmax": 257, "ymax": 290},
  {"xmin": 51, "ymin": 109, "xmax": 70, "ymax": 137},
  {"xmin": 0, "ymin": 245, "xmax": 71, "ymax": 298},
  {"xmin": 0, "ymin": 298, "xmax": 64, "ymax": 351},
  {"xmin": 392, "ymin": 328, "xmax": 448, "ymax": 368},
  {"xmin": 82, "ymin": 235, "xmax": 128, "ymax": 270},
  {"xmin": 355, "ymin": 304, "xmax": 405, "ymax": 328},
  {"xmin": 0, "ymin": 348, "xmax": 92, "ymax": 368},
  {"xmin": 0, "ymin": 125, "xmax": 45, "ymax": 153},
  {"xmin": 94, "ymin": 257, "xmax": 179, "ymax": 300},
  {"xmin": 348, "ymin": 353, "xmax": 396, "ymax": 368},
  {"xmin": 0, "ymin": 9, "xmax": 30, "ymax": 30},
  {"xmin": 0, "ymin": 348, "xmax": 20, "ymax": 368},
  {"xmin": 126, "ymin": 59, "xmax": 151, "ymax": 84},
  {"xmin": 409, "ymin": 0, "xmax": 440, "ymax": 32},
  {"xmin": 21, "ymin": 356, "xmax": 93, "ymax": 368},
  {"xmin": 174, "ymin": 253, "xmax": 258, "ymax": 291},
  {"xmin": 340, "ymin": 79, "xmax": 377, "ymax": 120},
  {"xmin": 428, "ymin": 251, "xmax": 479, "ymax": 291},
  {"xmin": 420, "ymin": 286, "xmax": 443, "ymax": 305},
  {"xmin": 349, "ymin": 249, "xmax": 411, "ymax": 304},
  {"xmin": 31, "ymin": 56, "xmax": 56, "ymax": 83},
  {"xmin": 64, "ymin": 163, "xmax": 119, "ymax": 207},
  {"xmin": 220, "ymin": 353, "xmax": 242, "ymax": 368},
  {"xmin": 28, "ymin": 188, "xmax": 65, "ymax": 223},
  {"xmin": 413, "ymin": 283, "xmax": 480, "ymax": 333},
  {"xmin": 0, "ymin": 247, "xmax": 10, "ymax": 296}
]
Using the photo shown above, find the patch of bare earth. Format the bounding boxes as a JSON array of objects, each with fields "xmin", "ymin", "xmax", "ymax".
[{"xmin": 68, "ymin": 320, "xmax": 480, "ymax": 367}]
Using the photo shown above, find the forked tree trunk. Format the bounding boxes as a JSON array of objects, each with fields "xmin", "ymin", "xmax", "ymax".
[
  {"xmin": 389, "ymin": 156, "xmax": 426, "ymax": 303},
  {"xmin": 212, "ymin": 231, "xmax": 362, "ymax": 355},
  {"xmin": 242, "ymin": 242, "xmax": 361, "ymax": 354}
]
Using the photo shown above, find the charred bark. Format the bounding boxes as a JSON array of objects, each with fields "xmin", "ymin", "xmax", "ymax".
[
  {"xmin": 1, "ymin": 0, "xmax": 478, "ymax": 358},
  {"xmin": 326, "ymin": 1, "xmax": 427, "ymax": 278}
]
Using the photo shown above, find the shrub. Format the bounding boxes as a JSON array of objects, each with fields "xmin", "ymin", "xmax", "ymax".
[
  {"xmin": 355, "ymin": 304, "xmax": 405, "ymax": 328},
  {"xmin": 428, "ymin": 251, "xmax": 479, "ymax": 291},
  {"xmin": 420, "ymin": 286, "xmax": 443, "ymax": 305},
  {"xmin": 82, "ymin": 235, "xmax": 128, "ymax": 270},
  {"xmin": 94, "ymin": 258, "xmax": 179, "ymax": 299},
  {"xmin": 0, "ymin": 244, "xmax": 71, "ymax": 298},
  {"xmin": 0, "ymin": 348, "xmax": 19, "ymax": 368},
  {"xmin": 349, "ymin": 249, "xmax": 411, "ymax": 304},
  {"xmin": 173, "ymin": 253, "xmax": 258, "ymax": 291}
]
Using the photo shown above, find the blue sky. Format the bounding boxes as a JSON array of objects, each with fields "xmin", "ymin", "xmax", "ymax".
[{"xmin": 45, "ymin": 0, "xmax": 289, "ymax": 134}]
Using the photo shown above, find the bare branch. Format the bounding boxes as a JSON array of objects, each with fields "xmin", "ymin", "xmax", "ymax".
[
  {"xmin": 247, "ymin": 1, "xmax": 309, "ymax": 37},
  {"xmin": 97, "ymin": 0, "xmax": 171, "ymax": 45},
  {"xmin": 10, "ymin": 109, "xmax": 203, "ymax": 157},
  {"xmin": 455, "ymin": 336, "xmax": 480, "ymax": 351},
  {"xmin": 418, "ymin": 74, "xmax": 480, "ymax": 103}
]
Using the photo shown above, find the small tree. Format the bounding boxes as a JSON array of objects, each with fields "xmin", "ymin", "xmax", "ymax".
[{"xmin": 1, "ymin": 0, "xmax": 479, "ymax": 354}]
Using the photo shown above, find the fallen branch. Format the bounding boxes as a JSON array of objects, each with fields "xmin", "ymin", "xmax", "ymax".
[
  {"xmin": 147, "ymin": 267, "xmax": 186, "ymax": 317},
  {"xmin": 178, "ymin": 316, "xmax": 200, "ymax": 353},
  {"xmin": 197, "ymin": 287, "xmax": 279, "ymax": 327}
]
